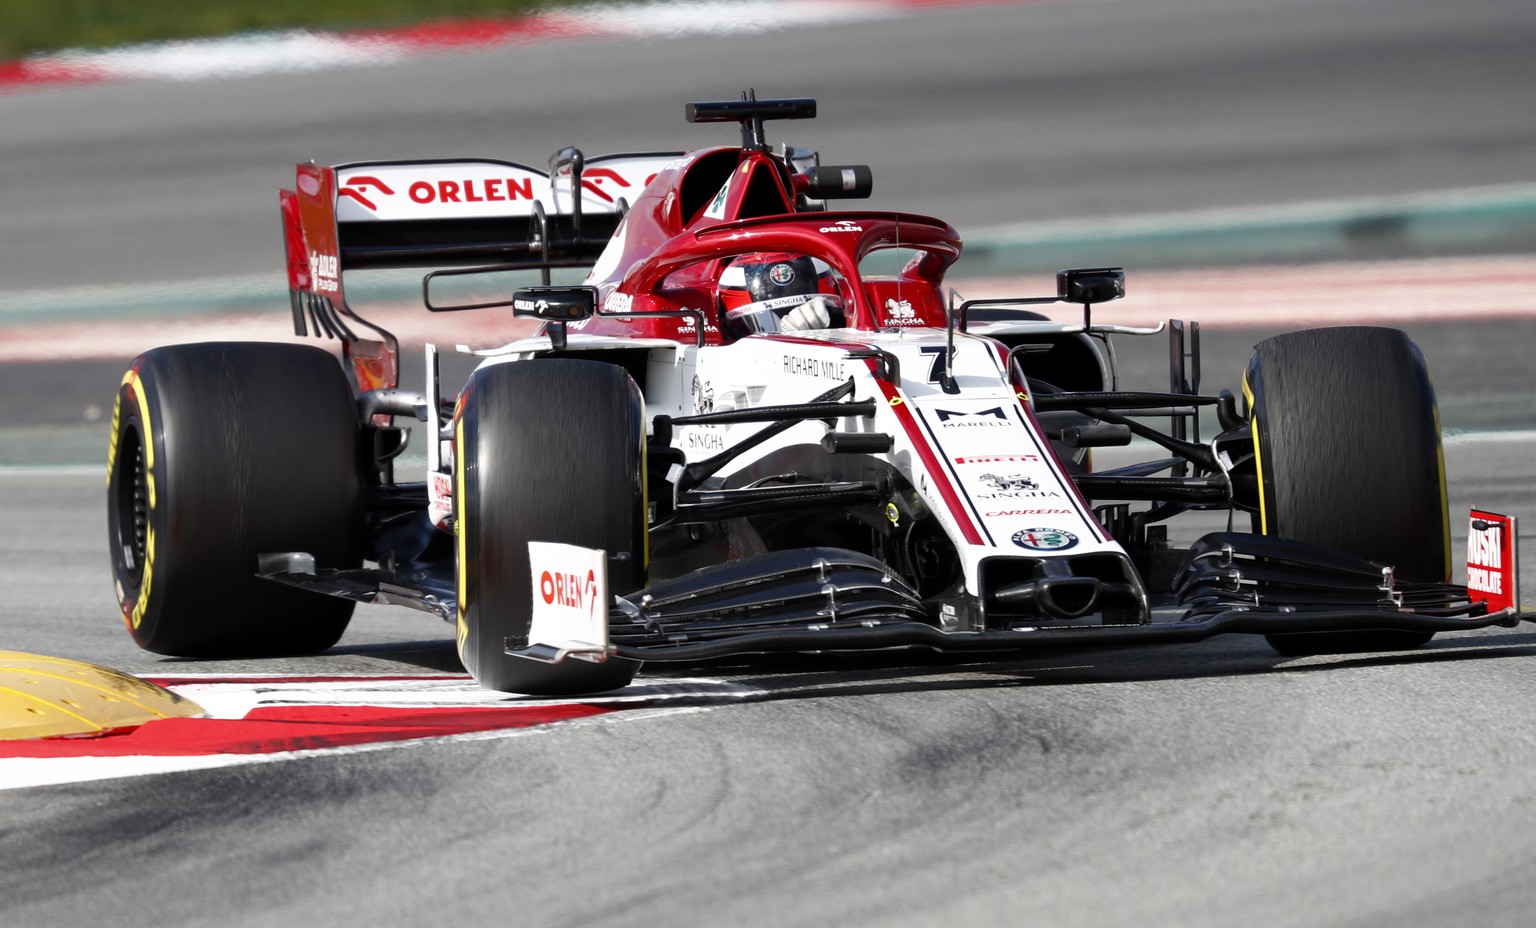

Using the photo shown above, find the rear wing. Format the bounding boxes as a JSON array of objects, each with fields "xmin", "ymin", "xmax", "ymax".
[{"xmin": 278, "ymin": 150, "xmax": 680, "ymax": 389}]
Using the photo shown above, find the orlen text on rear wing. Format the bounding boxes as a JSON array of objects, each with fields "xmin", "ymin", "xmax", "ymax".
[{"xmin": 278, "ymin": 150, "xmax": 678, "ymax": 391}]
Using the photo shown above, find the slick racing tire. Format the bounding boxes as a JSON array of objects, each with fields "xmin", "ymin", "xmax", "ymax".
[
  {"xmin": 1244, "ymin": 326, "xmax": 1449, "ymax": 656},
  {"xmin": 108, "ymin": 342, "xmax": 364, "ymax": 656},
  {"xmin": 454, "ymin": 359, "xmax": 646, "ymax": 695}
]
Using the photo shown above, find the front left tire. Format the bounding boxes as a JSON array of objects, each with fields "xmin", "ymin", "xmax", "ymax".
[{"xmin": 453, "ymin": 359, "xmax": 647, "ymax": 695}]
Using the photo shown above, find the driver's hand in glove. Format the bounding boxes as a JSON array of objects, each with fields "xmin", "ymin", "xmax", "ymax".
[{"xmin": 779, "ymin": 296, "xmax": 832, "ymax": 332}]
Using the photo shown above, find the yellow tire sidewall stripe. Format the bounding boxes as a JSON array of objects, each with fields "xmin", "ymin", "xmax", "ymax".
[
  {"xmin": 1242, "ymin": 374, "xmax": 1267, "ymax": 536},
  {"xmin": 454, "ymin": 415, "xmax": 470, "ymax": 658},
  {"xmin": 115, "ymin": 369, "xmax": 158, "ymax": 632}
]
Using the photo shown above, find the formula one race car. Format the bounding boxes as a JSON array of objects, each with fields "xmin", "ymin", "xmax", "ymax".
[{"xmin": 106, "ymin": 94, "xmax": 1528, "ymax": 694}]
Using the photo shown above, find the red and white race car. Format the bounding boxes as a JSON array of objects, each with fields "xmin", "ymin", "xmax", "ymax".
[{"xmin": 106, "ymin": 94, "xmax": 1526, "ymax": 694}]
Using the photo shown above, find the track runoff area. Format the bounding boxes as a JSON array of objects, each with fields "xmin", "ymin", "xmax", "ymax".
[{"xmin": 0, "ymin": 656, "xmax": 768, "ymax": 791}]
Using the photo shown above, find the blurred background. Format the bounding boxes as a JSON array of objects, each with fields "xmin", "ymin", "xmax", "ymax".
[
  {"xmin": 2, "ymin": 0, "xmax": 1534, "ymax": 467},
  {"xmin": 0, "ymin": 0, "xmax": 577, "ymax": 56}
]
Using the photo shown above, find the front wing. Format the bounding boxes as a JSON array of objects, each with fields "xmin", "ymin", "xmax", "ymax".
[{"xmin": 258, "ymin": 512, "xmax": 1527, "ymax": 666}]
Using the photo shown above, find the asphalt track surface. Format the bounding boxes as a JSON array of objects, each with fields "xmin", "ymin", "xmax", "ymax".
[{"xmin": 4, "ymin": 0, "xmax": 1536, "ymax": 926}]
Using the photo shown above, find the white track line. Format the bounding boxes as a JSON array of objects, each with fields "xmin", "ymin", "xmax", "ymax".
[{"xmin": 0, "ymin": 704, "xmax": 711, "ymax": 792}]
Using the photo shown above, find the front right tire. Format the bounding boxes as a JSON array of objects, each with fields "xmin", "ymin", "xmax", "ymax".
[{"xmin": 1243, "ymin": 326, "xmax": 1449, "ymax": 656}]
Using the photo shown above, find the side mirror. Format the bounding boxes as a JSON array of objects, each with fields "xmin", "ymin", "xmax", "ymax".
[
  {"xmin": 955, "ymin": 266, "xmax": 1127, "ymax": 334},
  {"xmin": 511, "ymin": 287, "xmax": 596, "ymax": 350},
  {"xmin": 425, "ymin": 267, "xmax": 596, "ymax": 314},
  {"xmin": 803, "ymin": 165, "xmax": 873, "ymax": 200},
  {"xmin": 512, "ymin": 286, "xmax": 597, "ymax": 322},
  {"xmin": 1057, "ymin": 267, "xmax": 1125, "ymax": 305}
]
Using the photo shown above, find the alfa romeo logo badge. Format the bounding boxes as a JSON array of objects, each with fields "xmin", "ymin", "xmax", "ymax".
[
  {"xmin": 768, "ymin": 263, "xmax": 796, "ymax": 286},
  {"xmin": 1011, "ymin": 528, "xmax": 1079, "ymax": 551}
]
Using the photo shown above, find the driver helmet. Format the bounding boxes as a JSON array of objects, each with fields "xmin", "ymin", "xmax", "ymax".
[{"xmin": 720, "ymin": 253, "xmax": 844, "ymax": 338}]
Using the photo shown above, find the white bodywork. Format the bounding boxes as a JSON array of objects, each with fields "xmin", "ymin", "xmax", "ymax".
[
  {"xmin": 334, "ymin": 154, "xmax": 679, "ymax": 222},
  {"xmin": 451, "ymin": 322, "xmax": 1134, "ymax": 601}
]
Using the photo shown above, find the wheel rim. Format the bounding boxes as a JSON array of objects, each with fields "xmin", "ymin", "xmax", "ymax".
[{"xmin": 113, "ymin": 422, "xmax": 149, "ymax": 588}]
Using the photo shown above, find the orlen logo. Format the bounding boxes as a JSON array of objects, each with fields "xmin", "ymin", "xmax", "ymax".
[
  {"xmin": 408, "ymin": 177, "xmax": 536, "ymax": 205},
  {"xmin": 339, "ymin": 173, "xmax": 540, "ymax": 212},
  {"xmin": 820, "ymin": 219, "xmax": 864, "ymax": 233},
  {"xmin": 540, "ymin": 568, "xmax": 599, "ymax": 613},
  {"xmin": 560, "ymin": 167, "xmax": 659, "ymax": 204},
  {"xmin": 338, "ymin": 175, "xmax": 394, "ymax": 211}
]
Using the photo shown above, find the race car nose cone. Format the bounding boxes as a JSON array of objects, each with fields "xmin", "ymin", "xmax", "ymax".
[{"xmin": 0, "ymin": 651, "xmax": 203, "ymax": 741}]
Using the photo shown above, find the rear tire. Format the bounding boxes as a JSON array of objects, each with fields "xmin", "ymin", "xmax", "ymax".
[
  {"xmin": 108, "ymin": 342, "xmax": 364, "ymax": 656},
  {"xmin": 454, "ymin": 359, "xmax": 645, "ymax": 694},
  {"xmin": 1244, "ymin": 326, "xmax": 1449, "ymax": 656}
]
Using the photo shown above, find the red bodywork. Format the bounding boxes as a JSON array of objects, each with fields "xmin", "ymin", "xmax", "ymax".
[
  {"xmin": 578, "ymin": 146, "xmax": 962, "ymax": 343},
  {"xmin": 280, "ymin": 163, "xmax": 398, "ymax": 392},
  {"xmin": 278, "ymin": 142, "xmax": 965, "ymax": 388}
]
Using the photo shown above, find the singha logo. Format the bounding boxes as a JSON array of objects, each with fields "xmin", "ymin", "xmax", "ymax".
[
  {"xmin": 692, "ymin": 375, "xmax": 714, "ymax": 415},
  {"xmin": 981, "ymin": 473, "xmax": 1038, "ymax": 491}
]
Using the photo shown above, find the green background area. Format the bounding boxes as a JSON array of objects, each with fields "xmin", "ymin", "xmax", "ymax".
[{"xmin": 0, "ymin": 0, "xmax": 588, "ymax": 58}]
